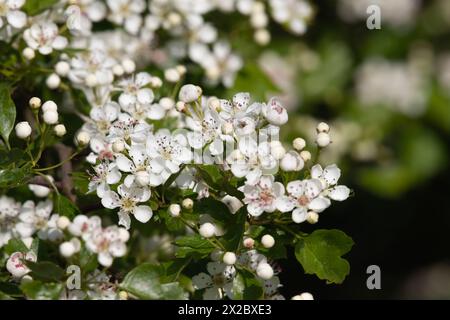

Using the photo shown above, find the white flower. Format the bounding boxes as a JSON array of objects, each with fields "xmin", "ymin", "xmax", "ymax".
[
  {"xmin": 192, "ymin": 262, "xmax": 236, "ymax": 300},
  {"xmin": 0, "ymin": 195, "xmax": 21, "ymax": 248},
  {"xmin": 85, "ymin": 225, "xmax": 128, "ymax": 267},
  {"xmin": 68, "ymin": 215, "xmax": 102, "ymax": 239},
  {"xmin": 229, "ymin": 139, "xmax": 278, "ymax": 185},
  {"xmin": 115, "ymin": 145, "xmax": 163, "ymax": 187},
  {"xmin": 238, "ymin": 250, "xmax": 268, "ymax": 271},
  {"xmin": 240, "ymin": 175, "xmax": 285, "ymax": 216},
  {"xmin": 280, "ymin": 150, "xmax": 304, "ymax": 172},
  {"xmin": 0, "ymin": 0, "xmax": 27, "ymax": 29},
  {"xmin": 107, "ymin": 0, "xmax": 145, "ymax": 35},
  {"xmin": 146, "ymin": 130, "xmax": 192, "ymax": 180},
  {"xmin": 311, "ymin": 164, "xmax": 351, "ymax": 201},
  {"xmin": 88, "ymin": 162, "xmax": 122, "ymax": 197},
  {"xmin": 65, "ymin": 1, "xmax": 107, "ymax": 35},
  {"xmin": 276, "ymin": 179, "xmax": 330, "ymax": 223},
  {"xmin": 262, "ymin": 97, "xmax": 288, "ymax": 126},
  {"xmin": 67, "ymin": 50, "xmax": 116, "ymax": 87},
  {"xmin": 101, "ymin": 184, "xmax": 152, "ymax": 229},
  {"xmin": 6, "ymin": 251, "xmax": 36, "ymax": 278},
  {"xmin": 23, "ymin": 21, "xmax": 68, "ymax": 55},
  {"xmin": 269, "ymin": 0, "xmax": 312, "ymax": 35}
]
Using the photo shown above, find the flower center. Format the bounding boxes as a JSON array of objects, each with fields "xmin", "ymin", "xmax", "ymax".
[{"xmin": 298, "ymin": 195, "xmax": 310, "ymax": 206}]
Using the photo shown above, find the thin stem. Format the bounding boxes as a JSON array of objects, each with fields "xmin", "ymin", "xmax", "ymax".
[
  {"xmin": 34, "ymin": 171, "xmax": 60, "ymax": 195},
  {"xmin": 35, "ymin": 150, "xmax": 81, "ymax": 172}
]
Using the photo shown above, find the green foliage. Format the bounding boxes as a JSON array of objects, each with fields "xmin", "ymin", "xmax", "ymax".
[
  {"xmin": 174, "ymin": 234, "xmax": 216, "ymax": 259},
  {"xmin": 4, "ymin": 239, "xmax": 29, "ymax": 255},
  {"xmin": 295, "ymin": 229, "xmax": 354, "ymax": 284},
  {"xmin": 120, "ymin": 263, "xmax": 187, "ymax": 300},
  {"xmin": 56, "ymin": 194, "xmax": 81, "ymax": 218},
  {"xmin": 0, "ymin": 83, "xmax": 16, "ymax": 148},
  {"xmin": 20, "ymin": 281, "xmax": 63, "ymax": 300},
  {"xmin": 26, "ymin": 261, "xmax": 65, "ymax": 282},
  {"xmin": 22, "ymin": 0, "xmax": 60, "ymax": 15},
  {"xmin": 232, "ymin": 270, "xmax": 264, "ymax": 300}
]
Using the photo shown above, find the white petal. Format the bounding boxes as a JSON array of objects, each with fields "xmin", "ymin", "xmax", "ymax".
[
  {"xmin": 98, "ymin": 252, "xmax": 113, "ymax": 267},
  {"xmin": 133, "ymin": 205, "xmax": 152, "ymax": 223},
  {"xmin": 286, "ymin": 180, "xmax": 304, "ymax": 197},
  {"xmin": 231, "ymin": 163, "xmax": 249, "ymax": 178},
  {"xmin": 52, "ymin": 36, "xmax": 68, "ymax": 50},
  {"xmin": 109, "ymin": 241, "xmax": 127, "ymax": 257},
  {"xmin": 101, "ymin": 191, "xmax": 120, "ymax": 209},
  {"xmin": 329, "ymin": 185, "xmax": 350, "ymax": 201},
  {"xmin": 308, "ymin": 196, "xmax": 331, "ymax": 213},
  {"xmin": 275, "ymin": 196, "xmax": 295, "ymax": 212},
  {"xmin": 117, "ymin": 211, "xmax": 131, "ymax": 229},
  {"xmin": 7, "ymin": 10, "xmax": 26, "ymax": 28},
  {"xmin": 310, "ymin": 164, "xmax": 323, "ymax": 180},
  {"xmin": 192, "ymin": 273, "xmax": 213, "ymax": 290},
  {"xmin": 323, "ymin": 164, "xmax": 341, "ymax": 186},
  {"xmin": 292, "ymin": 207, "xmax": 307, "ymax": 223},
  {"xmin": 116, "ymin": 154, "xmax": 134, "ymax": 172},
  {"xmin": 207, "ymin": 262, "xmax": 225, "ymax": 275},
  {"xmin": 203, "ymin": 287, "xmax": 221, "ymax": 300}
]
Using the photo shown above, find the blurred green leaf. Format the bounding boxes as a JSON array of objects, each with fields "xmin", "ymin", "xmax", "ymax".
[
  {"xmin": 175, "ymin": 234, "xmax": 216, "ymax": 259},
  {"xmin": 4, "ymin": 238, "xmax": 29, "ymax": 255},
  {"xmin": 26, "ymin": 261, "xmax": 65, "ymax": 282},
  {"xmin": 23, "ymin": 0, "xmax": 59, "ymax": 15},
  {"xmin": 20, "ymin": 281, "xmax": 63, "ymax": 300},
  {"xmin": 56, "ymin": 194, "xmax": 81, "ymax": 218},
  {"xmin": 0, "ymin": 83, "xmax": 16, "ymax": 148}
]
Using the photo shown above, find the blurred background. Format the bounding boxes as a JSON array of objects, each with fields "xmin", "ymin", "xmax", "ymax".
[{"xmin": 249, "ymin": 0, "xmax": 450, "ymax": 299}]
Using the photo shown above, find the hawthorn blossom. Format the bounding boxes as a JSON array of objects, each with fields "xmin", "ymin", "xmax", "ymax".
[
  {"xmin": 106, "ymin": 0, "xmax": 145, "ymax": 35},
  {"xmin": 15, "ymin": 199, "xmax": 60, "ymax": 240},
  {"xmin": 311, "ymin": 164, "xmax": 351, "ymax": 201},
  {"xmin": 101, "ymin": 184, "xmax": 152, "ymax": 229},
  {"xmin": 65, "ymin": 0, "xmax": 107, "ymax": 35},
  {"xmin": 240, "ymin": 175, "xmax": 285, "ymax": 216},
  {"xmin": 88, "ymin": 162, "xmax": 122, "ymax": 197},
  {"xmin": 23, "ymin": 21, "xmax": 68, "ymax": 55},
  {"xmin": 85, "ymin": 225, "xmax": 129, "ymax": 267},
  {"xmin": 0, "ymin": 195, "xmax": 21, "ymax": 247},
  {"xmin": 6, "ymin": 251, "xmax": 37, "ymax": 278},
  {"xmin": 192, "ymin": 262, "xmax": 236, "ymax": 300}
]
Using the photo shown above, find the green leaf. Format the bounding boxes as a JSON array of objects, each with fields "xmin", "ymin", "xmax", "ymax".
[
  {"xmin": 174, "ymin": 234, "xmax": 216, "ymax": 259},
  {"xmin": 56, "ymin": 194, "xmax": 81, "ymax": 218},
  {"xmin": 4, "ymin": 238, "xmax": 29, "ymax": 255},
  {"xmin": 78, "ymin": 245, "xmax": 98, "ymax": 274},
  {"xmin": 0, "ymin": 166, "xmax": 32, "ymax": 188},
  {"xmin": 0, "ymin": 83, "xmax": 15, "ymax": 148},
  {"xmin": 0, "ymin": 292, "xmax": 13, "ymax": 300},
  {"xmin": 26, "ymin": 261, "xmax": 65, "ymax": 282},
  {"xmin": 233, "ymin": 269, "xmax": 264, "ymax": 300},
  {"xmin": 20, "ymin": 281, "xmax": 63, "ymax": 300},
  {"xmin": 295, "ymin": 229, "xmax": 354, "ymax": 284},
  {"xmin": 195, "ymin": 197, "xmax": 232, "ymax": 223},
  {"xmin": 22, "ymin": 0, "xmax": 59, "ymax": 15},
  {"xmin": 120, "ymin": 263, "xmax": 187, "ymax": 300},
  {"xmin": 0, "ymin": 148, "xmax": 25, "ymax": 168},
  {"xmin": 221, "ymin": 206, "xmax": 247, "ymax": 251},
  {"xmin": 232, "ymin": 273, "xmax": 245, "ymax": 300}
]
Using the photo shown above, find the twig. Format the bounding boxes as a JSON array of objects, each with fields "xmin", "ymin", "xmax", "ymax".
[{"xmin": 54, "ymin": 143, "xmax": 76, "ymax": 202}]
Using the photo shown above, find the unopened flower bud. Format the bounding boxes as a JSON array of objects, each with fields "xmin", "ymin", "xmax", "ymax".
[
  {"xmin": 76, "ymin": 131, "xmax": 90, "ymax": 146},
  {"xmin": 316, "ymin": 132, "xmax": 331, "ymax": 148},
  {"xmin": 182, "ymin": 198, "xmax": 194, "ymax": 210},
  {"xmin": 292, "ymin": 292, "xmax": 314, "ymax": 300},
  {"xmin": 300, "ymin": 150, "xmax": 311, "ymax": 162},
  {"xmin": 256, "ymin": 262, "xmax": 273, "ymax": 280},
  {"xmin": 60, "ymin": 241, "xmax": 76, "ymax": 258},
  {"xmin": 113, "ymin": 64, "xmax": 124, "ymax": 76},
  {"xmin": 55, "ymin": 61, "xmax": 70, "ymax": 76},
  {"xmin": 159, "ymin": 97, "xmax": 175, "ymax": 110},
  {"xmin": 43, "ymin": 110, "xmax": 59, "ymax": 125},
  {"xmin": 29, "ymin": 97, "xmax": 41, "ymax": 109},
  {"xmin": 164, "ymin": 68, "xmax": 180, "ymax": 82},
  {"xmin": 122, "ymin": 59, "xmax": 136, "ymax": 74},
  {"xmin": 42, "ymin": 100, "xmax": 57, "ymax": 112},
  {"xmin": 316, "ymin": 122, "xmax": 330, "ymax": 133},
  {"xmin": 179, "ymin": 84, "xmax": 202, "ymax": 103},
  {"xmin": 169, "ymin": 203, "xmax": 181, "ymax": 217},
  {"xmin": 57, "ymin": 216, "xmax": 71, "ymax": 230},
  {"xmin": 293, "ymin": 137, "xmax": 306, "ymax": 151},
  {"xmin": 223, "ymin": 252, "xmax": 237, "ymax": 265},
  {"xmin": 261, "ymin": 234, "xmax": 275, "ymax": 248},
  {"xmin": 15, "ymin": 121, "xmax": 32, "ymax": 139},
  {"xmin": 54, "ymin": 124, "xmax": 66, "ymax": 137},
  {"xmin": 306, "ymin": 211, "xmax": 319, "ymax": 224},
  {"xmin": 243, "ymin": 237, "xmax": 255, "ymax": 249},
  {"xmin": 22, "ymin": 47, "xmax": 35, "ymax": 60},
  {"xmin": 199, "ymin": 222, "xmax": 216, "ymax": 238}
]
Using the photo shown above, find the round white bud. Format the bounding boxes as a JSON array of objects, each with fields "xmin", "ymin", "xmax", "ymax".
[
  {"xmin": 182, "ymin": 198, "xmax": 194, "ymax": 210},
  {"xmin": 43, "ymin": 110, "xmax": 59, "ymax": 125},
  {"xmin": 159, "ymin": 97, "xmax": 175, "ymax": 110},
  {"xmin": 113, "ymin": 64, "xmax": 125, "ymax": 77},
  {"xmin": 164, "ymin": 68, "xmax": 180, "ymax": 83},
  {"xmin": 223, "ymin": 252, "xmax": 237, "ymax": 265},
  {"xmin": 251, "ymin": 12, "xmax": 268, "ymax": 28},
  {"xmin": 15, "ymin": 121, "xmax": 32, "ymax": 139},
  {"xmin": 57, "ymin": 216, "xmax": 71, "ymax": 230},
  {"xmin": 60, "ymin": 241, "xmax": 76, "ymax": 258},
  {"xmin": 54, "ymin": 124, "xmax": 67, "ymax": 137},
  {"xmin": 122, "ymin": 59, "xmax": 136, "ymax": 74},
  {"xmin": 135, "ymin": 171, "xmax": 150, "ymax": 186},
  {"xmin": 208, "ymin": 97, "xmax": 221, "ymax": 111},
  {"xmin": 316, "ymin": 122, "xmax": 330, "ymax": 133},
  {"xmin": 29, "ymin": 184, "xmax": 51, "ymax": 198},
  {"xmin": 85, "ymin": 74, "xmax": 97, "ymax": 87},
  {"xmin": 22, "ymin": 47, "xmax": 35, "ymax": 60},
  {"xmin": 306, "ymin": 211, "xmax": 319, "ymax": 224},
  {"xmin": 292, "ymin": 292, "xmax": 314, "ymax": 300},
  {"xmin": 300, "ymin": 150, "xmax": 311, "ymax": 162},
  {"xmin": 256, "ymin": 262, "xmax": 274, "ymax": 280},
  {"xmin": 176, "ymin": 101, "xmax": 186, "ymax": 112},
  {"xmin": 46, "ymin": 73, "xmax": 61, "ymax": 89},
  {"xmin": 169, "ymin": 204, "xmax": 181, "ymax": 217},
  {"xmin": 243, "ymin": 237, "xmax": 255, "ymax": 249},
  {"xmin": 112, "ymin": 140, "xmax": 125, "ymax": 153},
  {"xmin": 29, "ymin": 97, "xmax": 41, "ymax": 109},
  {"xmin": 280, "ymin": 151, "xmax": 304, "ymax": 172},
  {"xmin": 76, "ymin": 131, "xmax": 90, "ymax": 146},
  {"xmin": 261, "ymin": 234, "xmax": 275, "ymax": 248},
  {"xmin": 199, "ymin": 222, "xmax": 216, "ymax": 238},
  {"xmin": 179, "ymin": 84, "xmax": 202, "ymax": 103},
  {"xmin": 254, "ymin": 29, "xmax": 270, "ymax": 45},
  {"xmin": 55, "ymin": 61, "xmax": 70, "ymax": 76},
  {"xmin": 293, "ymin": 138, "xmax": 306, "ymax": 151},
  {"xmin": 176, "ymin": 65, "xmax": 186, "ymax": 75},
  {"xmin": 316, "ymin": 132, "xmax": 331, "ymax": 148},
  {"xmin": 42, "ymin": 100, "xmax": 57, "ymax": 112},
  {"xmin": 150, "ymin": 76, "xmax": 162, "ymax": 88}
]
